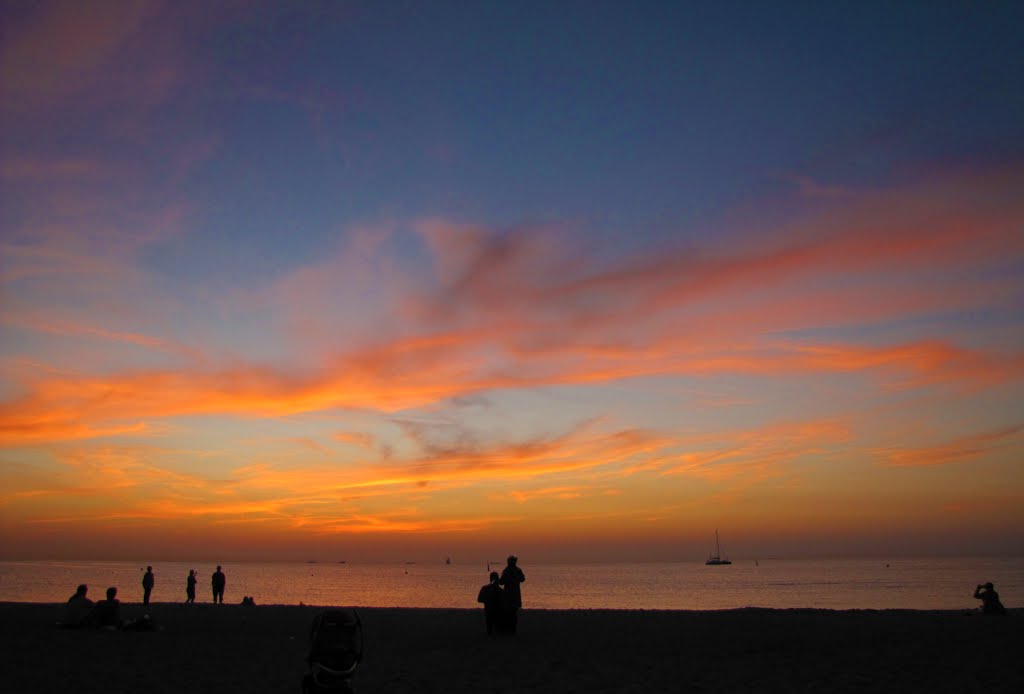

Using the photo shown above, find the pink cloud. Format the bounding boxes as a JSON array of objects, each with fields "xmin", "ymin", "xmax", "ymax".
[{"xmin": 0, "ymin": 0, "xmax": 163, "ymax": 109}]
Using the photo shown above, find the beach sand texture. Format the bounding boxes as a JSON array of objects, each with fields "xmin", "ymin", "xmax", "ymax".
[{"xmin": 2, "ymin": 603, "xmax": 1021, "ymax": 693}]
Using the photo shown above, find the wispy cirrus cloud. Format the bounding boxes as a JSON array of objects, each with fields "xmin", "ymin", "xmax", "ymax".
[
  {"xmin": 4, "ymin": 421, "xmax": 672, "ymax": 534},
  {"xmin": 2, "ymin": 170, "xmax": 1022, "ymax": 445},
  {"xmin": 0, "ymin": 157, "xmax": 107, "ymax": 181},
  {"xmin": 0, "ymin": 0, "xmax": 165, "ymax": 111},
  {"xmin": 410, "ymin": 170, "xmax": 1024, "ymax": 334},
  {"xmin": 877, "ymin": 424, "xmax": 1024, "ymax": 468}
]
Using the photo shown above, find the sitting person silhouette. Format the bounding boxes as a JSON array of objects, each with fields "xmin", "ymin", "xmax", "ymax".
[
  {"xmin": 973, "ymin": 582, "xmax": 1006, "ymax": 615},
  {"xmin": 60, "ymin": 584, "xmax": 94, "ymax": 628},
  {"xmin": 91, "ymin": 586, "xmax": 122, "ymax": 628},
  {"xmin": 476, "ymin": 571, "xmax": 504, "ymax": 635}
]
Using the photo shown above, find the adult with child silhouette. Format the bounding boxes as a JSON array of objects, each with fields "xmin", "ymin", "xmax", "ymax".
[
  {"xmin": 973, "ymin": 582, "xmax": 1006, "ymax": 615},
  {"xmin": 499, "ymin": 555, "xmax": 526, "ymax": 633},
  {"xmin": 477, "ymin": 571, "xmax": 504, "ymax": 635},
  {"xmin": 142, "ymin": 566, "xmax": 155, "ymax": 604},
  {"xmin": 186, "ymin": 569, "xmax": 197, "ymax": 603},
  {"xmin": 212, "ymin": 565, "xmax": 226, "ymax": 603}
]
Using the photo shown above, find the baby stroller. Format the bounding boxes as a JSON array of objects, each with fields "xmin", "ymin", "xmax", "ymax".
[{"xmin": 302, "ymin": 608, "xmax": 363, "ymax": 693}]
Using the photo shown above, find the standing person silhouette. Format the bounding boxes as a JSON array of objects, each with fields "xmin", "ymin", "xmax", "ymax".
[
  {"xmin": 142, "ymin": 566, "xmax": 155, "ymax": 605},
  {"xmin": 212, "ymin": 565, "xmax": 226, "ymax": 604},
  {"xmin": 499, "ymin": 555, "xmax": 526, "ymax": 633},
  {"xmin": 186, "ymin": 569, "xmax": 197, "ymax": 604},
  {"xmin": 477, "ymin": 571, "xmax": 504, "ymax": 636}
]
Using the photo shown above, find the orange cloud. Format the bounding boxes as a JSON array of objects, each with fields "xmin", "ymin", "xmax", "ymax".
[
  {"xmin": 1, "ymin": 309, "xmax": 200, "ymax": 359},
  {"xmin": 877, "ymin": 424, "xmax": 1024, "ymax": 467},
  {"xmin": 332, "ymin": 432, "xmax": 376, "ymax": 448},
  {"xmin": 1, "ymin": 334, "xmax": 1019, "ymax": 446},
  {"xmin": 646, "ymin": 419, "xmax": 851, "ymax": 482},
  {"xmin": 0, "ymin": 421, "xmax": 671, "ymax": 533}
]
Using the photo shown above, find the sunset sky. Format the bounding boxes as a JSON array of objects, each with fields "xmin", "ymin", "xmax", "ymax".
[{"xmin": 2, "ymin": 1, "xmax": 1023, "ymax": 562}]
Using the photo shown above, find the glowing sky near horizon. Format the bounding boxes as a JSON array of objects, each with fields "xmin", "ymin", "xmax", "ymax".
[{"xmin": 1, "ymin": 1, "xmax": 1023, "ymax": 562}]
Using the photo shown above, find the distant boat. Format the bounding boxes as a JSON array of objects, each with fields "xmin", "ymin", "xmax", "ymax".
[{"xmin": 705, "ymin": 529, "xmax": 732, "ymax": 565}]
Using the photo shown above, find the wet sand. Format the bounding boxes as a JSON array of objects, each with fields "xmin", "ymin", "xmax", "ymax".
[{"xmin": 2, "ymin": 602, "xmax": 1020, "ymax": 693}]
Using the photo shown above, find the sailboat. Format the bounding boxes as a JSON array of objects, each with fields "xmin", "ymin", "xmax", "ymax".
[{"xmin": 705, "ymin": 529, "xmax": 732, "ymax": 565}]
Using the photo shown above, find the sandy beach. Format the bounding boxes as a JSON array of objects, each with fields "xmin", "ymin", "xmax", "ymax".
[{"xmin": 1, "ymin": 602, "xmax": 1020, "ymax": 693}]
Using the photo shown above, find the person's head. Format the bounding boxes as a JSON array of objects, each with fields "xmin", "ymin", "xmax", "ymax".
[
  {"xmin": 489, "ymin": 571, "xmax": 500, "ymax": 583},
  {"xmin": 507, "ymin": 555, "xmax": 517, "ymax": 566},
  {"xmin": 105, "ymin": 586, "xmax": 117, "ymax": 600},
  {"xmin": 146, "ymin": 565, "xmax": 152, "ymax": 572},
  {"xmin": 985, "ymin": 582, "xmax": 994, "ymax": 590},
  {"xmin": 189, "ymin": 569, "xmax": 195, "ymax": 577},
  {"xmin": 75, "ymin": 584, "xmax": 88, "ymax": 597},
  {"xmin": 216, "ymin": 565, "xmax": 222, "ymax": 571}
]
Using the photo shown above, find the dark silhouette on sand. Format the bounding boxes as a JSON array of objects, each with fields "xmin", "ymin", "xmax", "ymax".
[
  {"xmin": 499, "ymin": 555, "xmax": 526, "ymax": 633},
  {"xmin": 212, "ymin": 565, "xmax": 226, "ymax": 603},
  {"xmin": 186, "ymin": 569, "xmax": 197, "ymax": 603},
  {"xmin": 92, "ymin": 586, "xmax": 121, "ymax": 628},
  {"xmin": 241, "ymin": 596, "xmax": 256, "ymax": 606},
  {"xmin": 477, "ymin": 571, "xmax": 504, "ymax": 635},
  {"xmin": 303, "ymin": 609, "xmax": 363, "ymax": 693},
  {"xmin": 61, "ymin": 584, "xmax": 94, "ymax": 628},
  {"xmin": 67, "ymin": 584, "xmax": 91, "ymax": 604},
  {"xmin": 142, "ymin": 566, "xmax": 155, "ymax": 604},
  {"xmin": 974, "ymin": 582, "xmax": 1006, "ymax": 615}
]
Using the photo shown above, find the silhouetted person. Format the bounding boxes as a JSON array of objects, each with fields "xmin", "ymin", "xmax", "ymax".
[
  {"xmin": 186, "ymin": 569, "xmax": 197, "ymax": 603},
  {"xmin": 67, "ymin": 584, "xmax": 91, "ymax": 604},
  {"xmin": 212, "ymin": 565, "xmax": 226, "ymax": 603},
  {"xmin": 62, "ymin": 584, "xmax": 94, "ymax": 628},
  {"xmin": 499, "ymin": 555, "xmax": 526, "ymax": 633},
  {"xmin": 477, "ymin": 571, "xmax": 504, "ymax": 635},
  {"xmin": 91, "ymin": 586, "xmax": 121, "ymax": 628},
  {"xmin": 974, "ymin": 582, "xmax": 1006, "ymax": 615},
  {"xmin": 142, "ymin": 566, "xmax": 155, "ymax": 604}
]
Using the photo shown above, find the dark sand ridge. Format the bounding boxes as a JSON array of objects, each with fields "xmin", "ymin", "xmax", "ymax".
[{"xmin": 2, "ymin": 603, "xmax": 1021, "ymax": 693}]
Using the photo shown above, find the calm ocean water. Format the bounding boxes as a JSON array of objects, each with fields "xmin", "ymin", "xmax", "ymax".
[{"xmin": 1, "ymin": 557, "xmax": 1020, "ymax": 610}]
